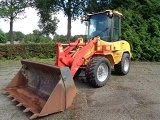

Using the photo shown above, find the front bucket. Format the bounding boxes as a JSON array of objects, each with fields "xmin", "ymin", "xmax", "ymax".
[{"xmin": 3, "ymin": 59, "xmax": 77, "ymax": 119}]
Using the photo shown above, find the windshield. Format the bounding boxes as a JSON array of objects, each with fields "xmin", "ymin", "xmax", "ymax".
[{"xmin": 88, "ymin": 13, "xmax": 111, "ymax": 41}]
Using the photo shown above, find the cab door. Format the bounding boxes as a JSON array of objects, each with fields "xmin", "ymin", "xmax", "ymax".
[
  {"xmin": 111, "ymin": 14, "xmax": 123, "ymax": 64},
  {"xmin": 112, "ymin": 14, "xmax": 122, "ymax": 51}
]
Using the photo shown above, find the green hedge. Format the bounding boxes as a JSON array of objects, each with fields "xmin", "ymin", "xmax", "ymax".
[{"xmin": 0, "ymin": 43, "xmax": 56, "ymax": 59}]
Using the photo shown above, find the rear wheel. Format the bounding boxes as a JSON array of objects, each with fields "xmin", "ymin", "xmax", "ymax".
[
  {"xmin": 86, "ymin": 57, "xmax": 111, "ymax": 88},
  {"xmin": 114, "ymin": 53, "xmax": 131, "ymax": 75}
]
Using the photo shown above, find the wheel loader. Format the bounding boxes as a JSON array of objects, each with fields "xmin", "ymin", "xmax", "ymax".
[{"xmin": 2, "ymin": 10, "xmax": 131, "ymax": 119}]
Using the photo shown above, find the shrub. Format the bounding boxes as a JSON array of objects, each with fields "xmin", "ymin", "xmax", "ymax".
[{"xmin": 0, "ymin": 43, "xmax": 56, "ymax": 59}]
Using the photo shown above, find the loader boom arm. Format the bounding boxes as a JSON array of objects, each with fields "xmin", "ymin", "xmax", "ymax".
[{"xmin": 55, "ymin": 38, "xmax": 98, "ymax": 77}]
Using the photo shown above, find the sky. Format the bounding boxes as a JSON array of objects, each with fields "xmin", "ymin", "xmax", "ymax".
[{"xmin": 0, "ymin": 8, "xmax": 86, "ymax": 35}]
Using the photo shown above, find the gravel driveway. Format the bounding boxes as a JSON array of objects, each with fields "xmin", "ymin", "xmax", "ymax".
[{"xmin": 0, "ymin": 61, "xmax": 160, "ymax": 120}]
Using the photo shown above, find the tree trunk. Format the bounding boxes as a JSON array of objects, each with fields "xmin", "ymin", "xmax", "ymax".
[
  {"xmin": 9, "ymin": 0, "xmax": 14, "ymax": 44},
  {"xmin": 9, "ymin": 17, "xmax": 14, "ymax": 44},
  {"xmin": 67, "ymin": 15, "xmax": 71, "ymax": 42}
]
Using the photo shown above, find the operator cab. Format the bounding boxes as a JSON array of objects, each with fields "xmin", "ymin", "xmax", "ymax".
[{"xmin": 83, "ymin": 10, "xmax": 122, "ymax": 42}]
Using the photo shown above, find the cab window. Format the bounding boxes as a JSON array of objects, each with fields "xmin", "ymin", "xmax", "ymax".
[{"xmin": 113, "ymin": 15, "xmax": 120, "ymax": 41}]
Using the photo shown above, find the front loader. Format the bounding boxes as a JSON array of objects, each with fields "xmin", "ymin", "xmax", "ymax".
[{"xmin": 3, "ymin": 10, "xmax": 131, "ymax": 119}]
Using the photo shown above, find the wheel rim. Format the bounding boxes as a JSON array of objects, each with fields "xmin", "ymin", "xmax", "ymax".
[
  {"xmin": 97, "ymin": 63, "xmax": 108, "ymax": 82},
  {"xmin": 124, "ymin": 58, "xmax": 130, "ymax": 72}
]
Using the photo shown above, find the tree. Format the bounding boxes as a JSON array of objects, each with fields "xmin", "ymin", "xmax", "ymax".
[
  {"xmin": 53, "ymin": 34, "xmax": 68, "ymax": 43},
  {"xmin": 109, "ymin": 0, "xmax": 160, "ymax": 61},
  {"xmin": 6, "ymin": 31, "xmax": 25, "ymax": 42},
  {"xmin": 14, "ymin": 31, "xmax": 25, "ymax": 41},
  {"xmin": 24, "ymin": 29, "xmax": 52, "ymax": 43},
  {"xmin": 34, "ymin": 0, "xmax": 86, "ymax": 42},
  {"xmin": 53, "ymin": 34, "xmax": 87, "ymax": 43},
  {"xmin": 0, "ymin": 29, "xmax": 7, "ymax": 43},
  {"xmin": 32, "ymin": 29, "xmax": 41, "ymax": 43},
  {"xmin": 24, "ymin": 33, "xmax": 36, "ymax": 43},
  {"xmin": 85, "ymin": 0, "xmax": 110, "ymax": 13},
  {"xmin": 38, "ymin": 17, "xmax": 59, "ymax": 37},
  {"xmin": 0, "ymin": 0, "xmax": 31, "ymax": 44},
  {"xmin": 71, "ymin": 34, "xmax": 87, "ymax": 42},
  {"xmin": 35, "ymin": 0, "xmax": 59, "ymax": 37}
]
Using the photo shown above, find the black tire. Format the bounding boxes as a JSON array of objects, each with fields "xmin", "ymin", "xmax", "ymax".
[
  {"xmin": 114, "ymin": 53, "xmax": 131, "ymax": 75},
  {"xmin": 86, "ymin": 57, "xmax": 111, "ymax": 88}
]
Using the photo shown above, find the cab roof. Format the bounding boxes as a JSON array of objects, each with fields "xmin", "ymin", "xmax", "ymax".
[{"xmin": 87, "ymin": 10, "xmax": 123, "ymax": 16}]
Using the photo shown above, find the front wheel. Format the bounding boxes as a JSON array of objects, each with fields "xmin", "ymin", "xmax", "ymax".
[
  {"xmin": 86, "ymin": 57, "xmax": 111, "ymax": 88},
  {"xmin": 114, "ymin": 53, "xmax": 131, "ymax": 75}
]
